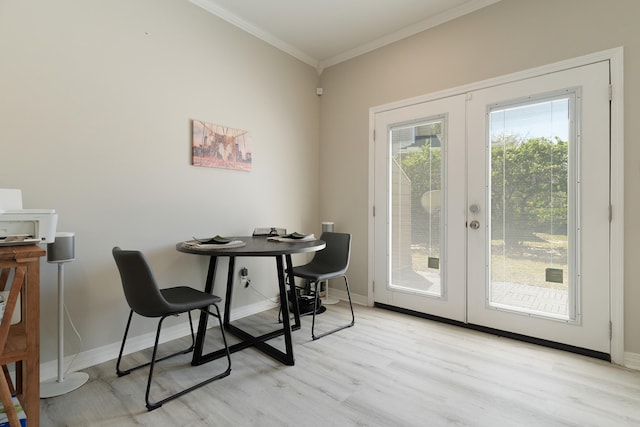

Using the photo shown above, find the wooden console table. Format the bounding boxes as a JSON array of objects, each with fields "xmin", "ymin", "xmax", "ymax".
[{"xmin": 0, "ymin": 245, "xmax": 44, "ymax": 426}]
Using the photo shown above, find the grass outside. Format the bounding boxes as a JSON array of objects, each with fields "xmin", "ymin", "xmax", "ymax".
[{"xmin": 411, "ymin": 232, "xmax": 568, "ymax": 290}]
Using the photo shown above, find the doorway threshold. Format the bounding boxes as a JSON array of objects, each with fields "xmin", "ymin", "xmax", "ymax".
[{"xmin": 374, "ymin": 302, "xmax": 610, "ymax": 362}]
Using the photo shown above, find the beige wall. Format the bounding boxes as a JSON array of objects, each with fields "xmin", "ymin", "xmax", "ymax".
[
  {"xmin": 319, "ymin": 0, "xmax": 640, "ymax": 354},
  {"xmin": 0, "ymin": 0, "xmax": 320, "ymax": 368},
  {"xmin": 2, "ymin": 0, "xmax": 638, "ymax": 369}
]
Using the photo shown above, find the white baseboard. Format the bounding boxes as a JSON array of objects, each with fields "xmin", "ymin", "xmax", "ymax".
[
  {"xmin": 40, "ymin": 297, "xmax": 637, "ymax": 381},
  {"xmin": 40, "ymin": 299, "xmax": 278, "ymax": 382},
  {"xmin": 325, "ymin": 288, "xmax": 368, "ymax": 306},
  {"xmin": 623, "ymin": 352, "xmax": 640, "ymax": 371},
  {"xmin": 329, "ymin": 290, "xmax": 640, "ymax": 371}
]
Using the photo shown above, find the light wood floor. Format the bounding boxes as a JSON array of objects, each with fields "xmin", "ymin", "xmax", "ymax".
[{"xmin": 40, "ymin": 303, "xmax": 640, "ymax": 426}]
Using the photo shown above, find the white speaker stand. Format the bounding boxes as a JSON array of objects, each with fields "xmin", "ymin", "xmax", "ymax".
[{"xmin": 40, "ymin": 249, "xmax": 89, "ymax": 397}]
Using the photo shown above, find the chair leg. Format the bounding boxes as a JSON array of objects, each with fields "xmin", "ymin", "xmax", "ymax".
[
  {"xmin": 311, "ymin": 281, "xmax": 320, "ymax": 337},
  {"xmin": 115, "ymin": 310, "xmax": 134, "ymax": 377},
  {"xmin": 278, "ymin": 275, "xmax": 304, "ymax": 324},
  {"xmin": 210, "ymin": 303, "xmax": 232, "ymax": 374},
  {"xmin": 144, "ymin": 304, "xmax": 231, "ymax": 411},
  {"xmin": 278, "ymin": 283, "xmax": 304, "ymax": 323},
  {"xmin": 311, "ymin": 276, "xmax": 355, "ymax": 340},
  {"xmin": 145, "ymin": 317, "xmax": 167, "ymax": 410},
  {"xmin": 117, "ymin": 310, "xmax": 195, "ymax": 377}
]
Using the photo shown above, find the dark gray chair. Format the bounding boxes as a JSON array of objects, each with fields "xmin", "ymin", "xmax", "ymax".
[
  {"xmin": 112, "ymin": 247, "xmax": 231, "ymax": 411},
  {"xmin": 289, "ymin": 232, "xmax": 355, "ymax": 340}
]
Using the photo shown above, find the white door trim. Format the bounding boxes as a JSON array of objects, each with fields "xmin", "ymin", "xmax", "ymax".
[{"xmin": 368, "ymin": 47, "xmax": 624, "ymax": 365}]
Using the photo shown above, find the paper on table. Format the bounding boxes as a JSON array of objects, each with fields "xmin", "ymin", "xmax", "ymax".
[
  {"xmin": 267, "ymin": 233, "xmax": 316, "ymax": 242},
  {"xmin": 181, "ymin": 240, "xmax": 246, "ymax": 250},
  {"xmin": 192, "ymin": 235, "xmax": 232, "ymax": 244}
]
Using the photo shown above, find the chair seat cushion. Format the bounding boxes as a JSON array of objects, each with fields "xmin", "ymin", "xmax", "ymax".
[
  {"xmin": 160, "ymin": 286, "xmax": 222, "ymax": 314},
  {"xmin": 289, "ymin": 265, "xmax": 346, "ymax": 282}
]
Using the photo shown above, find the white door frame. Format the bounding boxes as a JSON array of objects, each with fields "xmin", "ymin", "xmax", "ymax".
[{"xmin": 368, "ymin": 47, "xmax": 624, "ymax": 365}]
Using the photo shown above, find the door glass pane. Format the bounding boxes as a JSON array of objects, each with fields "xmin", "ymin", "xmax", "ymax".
[
  {"xmin": 489, "ymin": 96, "xmax": 574, "ymax": 320},
  {"xmin": 390, "ymin": 118, "xmax": 445, "ymax": 297}
]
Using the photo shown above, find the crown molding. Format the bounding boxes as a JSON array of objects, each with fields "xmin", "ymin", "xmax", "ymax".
[
  {"xmin": 190, "ymin": 0, "xmax": 320, "ymax": 69},
  {"xmin": 318, "ymin": 0, "xmax": 502, "ymax": 72},
  {"xmin": 191, "ymin": 0, "xmax": 502, "ymax": 74}
]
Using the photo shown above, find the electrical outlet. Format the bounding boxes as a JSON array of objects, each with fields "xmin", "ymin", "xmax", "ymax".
[{"xmin": 240, "ymin": 267, "xmax": 250, "ymax": 287}]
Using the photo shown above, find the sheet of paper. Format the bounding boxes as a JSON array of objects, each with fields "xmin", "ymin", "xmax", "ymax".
[{"xmin": 0, "ymin": 189, "xmax": 22, "ymax": 211}]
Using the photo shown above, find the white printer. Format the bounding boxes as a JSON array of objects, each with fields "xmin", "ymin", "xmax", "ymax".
[{"xmin": 0, "ymin": 189, "xmax": 58, "ymax": 245}]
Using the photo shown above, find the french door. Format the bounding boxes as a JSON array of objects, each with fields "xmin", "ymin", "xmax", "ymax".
[
  {"xmin": 373, "ymin": 95, "xmax": 467, "ymax": 322},
  {"xmin": 373, "ymin": 61, "xmax": 611, "ymax": 354}
]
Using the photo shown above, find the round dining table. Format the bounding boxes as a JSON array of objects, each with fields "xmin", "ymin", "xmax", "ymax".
[{"xmin": 176, "ymin": 236, "xmax": 325, "ymax": 366}]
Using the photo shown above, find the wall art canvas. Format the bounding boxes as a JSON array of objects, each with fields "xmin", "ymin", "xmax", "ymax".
[{"xmin": 192, "ymin": 119, "xmax": 252, "ymax": 171}]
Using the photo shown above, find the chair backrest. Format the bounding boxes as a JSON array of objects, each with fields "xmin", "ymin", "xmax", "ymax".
[
  {"xmin": 309, "ymin": 232, "xmax": 351, "ymax": 275},
  {"xmin": 112, "ymin": 247, "xmax": 171, "ymax": 317}
]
